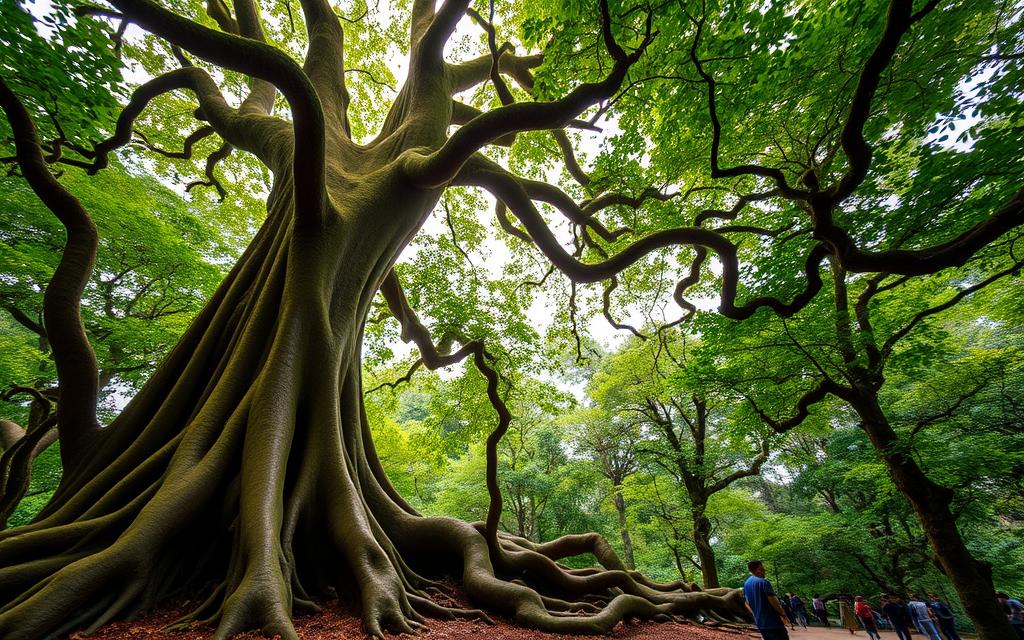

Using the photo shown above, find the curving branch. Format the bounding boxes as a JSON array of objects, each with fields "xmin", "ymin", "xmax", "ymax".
[
  {"xmin": 880, "ymin": 256, "xmax": 1024, "ymax": 359},
  {"xmin": 449, "ymin": 50, "xmax": 544, "ymax": 94},
  {"xmin": 494, "ymin": 201, "xmax": 533, "ymax": 243},
  {"xmin": 0, "ymin": 78, "xmax": 101, "ymax": 470},
  {"xmin": 379, "ymin": 271, "xmax": 512, "ymax": 548},
  {"xmin": 451, "ymin": 102, "xmax": 517, "ymax": 146},
  {"xmin": 230, "ymin": 0, "xmax": 278, "ymax": 116},
  {"xmin": 456, "ymin": 156, "xmax": 828, "ymax": 321},
  {"xmin": 688, "ymin": 13, "xmax": 807, "ymax": 200},
  {"xmin": 745, "ymin": 379, "xmax": 851, "ymax": 435},
  {"xmin": 185, "ymin": 141, "xmax": 234, "ymax": 201},
  {"xmin": 87, "ymin": 68, "xmax": 286, "ymax": 174},
  {"xmin": 108, "ymin": 0, "xmax": 327, "ymax": 223},
  {"xmin": 133, "ymin": 126, "xmax": 216, "ymax": 160},
  {"xmin": 416, "ymin": 0, "xmax": 473, "ymax": 67},
  {"xmin": 552, "ymin": 129, "xmax": 592, "ymax": 187},
  {"xmin": 296, "ymin": 0, "xmax": 350, "ymax": 135},
  {"xmin": 365, "ymin": 359, "xmax": 425, "ymax": 395},
  {"xmin": 831, "ymin": 0, "xmax": 933, "ymax": 202},
  {"xmin": 602, "ymin": 277, "xmax": 647, "ymax": 339},
  {"xmin": 707, "ymin": 438, "xmax": 770, "ymax": 494},
  {"xmin": 406, "ymin": 0, "xmax": 653, "ymax": 188},
  {"xmin": 581, "ymin": 186, "xmax": 680, "ymax": 216},
  {"xmin": 818, "ymin": 188, "xmax": 1024, "ymax": 276},
  {"xmin": 692, "ymin": 189, "xmax": 780, "ymax": 226},
  {"xmin": 466, "ymin": 6, "xmax": 516, "ymax": 107}
]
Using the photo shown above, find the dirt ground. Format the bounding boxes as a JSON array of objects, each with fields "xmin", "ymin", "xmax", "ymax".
[
  {"xmin": 72, "ymin": 597, "xmax": 963, "ymax": 640},
  {"xmin": 74, "ymin": 599, "xmax": 756, "ymax": 640}
]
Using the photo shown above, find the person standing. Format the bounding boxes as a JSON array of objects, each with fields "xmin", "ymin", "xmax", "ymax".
[
  {"xmin": 997, "ymin": 592, "xmax": 1024, "ymax": 640},
  {"xmin": 838, "ymin": 597, "xmax": 859, "ymax": 634},
  {"xmin": 743, "ymin": 560, "xmax": 790, "ymax": 640},
  {"xmin": 790, "ymin": 594, "xmax": 810, "ymax": 629},
  {"xmin": 881, "ymin": 595, "xmax": 912, "ymax": 640},
  {"xmin": 854, "ymin": 596, "xmax": 880, "ymax": 640},
  {"xmin": 908, "ymin": 594, "xmax": 942, "ymax": 640},
  {"xmin": 927, "ymin": 593, "xmax": 961, "ymax": 640},
  {"xmin": 812, "ymin": 594, "xmax": 831, "ymax": 627}
]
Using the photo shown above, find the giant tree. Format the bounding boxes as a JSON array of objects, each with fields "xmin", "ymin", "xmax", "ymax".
[{"xmin": 0, "ymin": 0, "xmax": 1021, "ymax": 638}]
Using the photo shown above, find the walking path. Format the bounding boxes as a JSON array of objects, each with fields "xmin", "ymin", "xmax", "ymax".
[{"xmin": 772, "ymin": 627, "xmax": 973, "ymax": 640}]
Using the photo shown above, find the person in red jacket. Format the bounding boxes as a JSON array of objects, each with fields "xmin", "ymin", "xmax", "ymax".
[{"xmin": 854, "ymin": 596, "xmax": 881, "ymax": 640}]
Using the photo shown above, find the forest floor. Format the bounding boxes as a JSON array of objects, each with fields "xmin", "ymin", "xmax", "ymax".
[
  {"xmin": 75, "ymin": 597, "xmax": 759, "ymax": 640},
  {"xmin": 76, "ymin": 603, "xmax": 974, "ymax": 640}
]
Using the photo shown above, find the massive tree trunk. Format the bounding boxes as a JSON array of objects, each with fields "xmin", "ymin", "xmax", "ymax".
[{"xmin": 852, "ymin": 389, "xmax": 1015, "ymax": 640}]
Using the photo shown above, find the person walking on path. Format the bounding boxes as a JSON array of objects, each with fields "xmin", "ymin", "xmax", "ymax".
[
  {"xmin": 838, "ymin": 597, "xmax": 859, "ymax": 634},
  {"xmin": 927, "ymin": 593, "xmax": 961, "ymax": 640},
  {"xmin": 881, "ymin": 595, "xmax": 912, "ymax": 640},
  {"xmin": 780, "ymin": 594, "xmax": 797, "ymax": 630},
  {"xmin": 742, "ymin": 560, "xmax": 790, "ymax": 640},
  {"xmin": 854, "ymin": 596, "xmax": 880, "ymax": 640},
  {"xmin": 909, "ymin": 594, "xmax": 942, "ymax": 640},
  {"xmin": 790, "ymin": 594, "xmax": 809, "ymax": 629},
  {"xmin": 812, "ymin": 595, "xmax": 830, "ymax": 627}
]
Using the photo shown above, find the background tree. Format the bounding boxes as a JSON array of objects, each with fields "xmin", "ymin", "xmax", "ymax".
[
  {"xmin": 0, "ymin": 167, "xmax": 233, "ymax": 526},
  {"xmin": 587, "ymin": 336, "xmax": 771, "ymax": 588},
  {"xmin": 1, "ymin": 0, "xmax": 1022, "ymax": 637},
  {"xmin": 568, "ymin": 406, "xmax": 642, "ymax": 570},
  {"xmin": 703, "ymin": 252, "xmax": 1024, "ymax": 632}
]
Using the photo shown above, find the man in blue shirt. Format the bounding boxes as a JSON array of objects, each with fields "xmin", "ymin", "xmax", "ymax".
[{"xmin": 743, "ymin": 560, "xmax": 790, "ymax": 640}]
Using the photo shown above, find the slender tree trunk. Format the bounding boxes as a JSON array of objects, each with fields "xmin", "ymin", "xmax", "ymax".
[
  {"xmin": 692, "ymin": 500, "xmax": 719, "ymax": 589},
  {"xmin": 853, "ymin": 389, "xmax": 1015, "ymax": 640},
  {"xmin": 611, "ymin": 486, "xmax": 635, "ymax": 570}
]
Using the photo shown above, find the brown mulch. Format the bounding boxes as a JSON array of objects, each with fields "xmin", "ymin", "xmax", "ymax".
[{"xmin": 76, "ymin": 596, "xmax": 756, "ymax": 640}]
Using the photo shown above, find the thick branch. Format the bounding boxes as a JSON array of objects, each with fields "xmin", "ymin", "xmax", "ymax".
[
  {"xmin": 297, "ymin": 0, "xmax": 349, "ymax": 135},
  {"xmin": 231, "ymin": 0, "xmax": 278, "ymax": 115},
  {"xmin": 109, "ymin": 0, "xmax": 327, "ymax": 223},
  {"xmin": 831, "ymin": 0, "xmax": 927, "ymax": 202},
  {"xmin": 456, "ymin": 157, "xmax": 827, "ymax": 321},
  {"xmin": 0, "ymin": 78, "xmax": 101, "ymax": 460},
  {"xmin": 822, "ymin": 189, "xmax": 1024, "ymax": 276},
  {"xmin": 407, "ymin": 1, "xmax": 652, "ymax": 188}
]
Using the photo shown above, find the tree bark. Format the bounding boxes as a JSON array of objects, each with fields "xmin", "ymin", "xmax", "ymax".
[
  {"xmin": 611, "ymin": 486, "xmax": 635, "ymax": 570},
  {"xmin": 692, "ymin": 500, "xmax": 719, "ymax": 589},
  {"xmin": 852, "ymin": 389, "xmax": 1015, "ymax": 640}
]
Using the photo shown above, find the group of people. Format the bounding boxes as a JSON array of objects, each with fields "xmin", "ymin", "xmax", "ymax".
[
  {"xmin": 740, "ymin": 560, "xmax": 964, "ymax": 640},
  {"xmin": 832, "ymin": 593, "xmax": 960, "ymax": 640}
]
